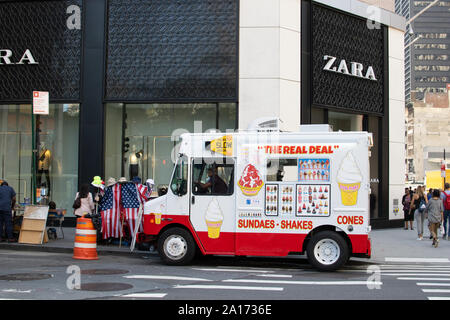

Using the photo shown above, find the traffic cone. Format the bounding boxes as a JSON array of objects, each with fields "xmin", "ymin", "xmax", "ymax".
[{"xmin": 73, "ymin": 216, "xmax": 98, "ymax": 260}]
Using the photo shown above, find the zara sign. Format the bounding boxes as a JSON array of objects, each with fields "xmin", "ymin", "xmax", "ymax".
[
  {"xmin": 0, "ymin": 49, "xmax": 39, "ymax": 65},
  {"xmin": 323, "ymin": 55, "xmax": 377, "ymax": 81}
]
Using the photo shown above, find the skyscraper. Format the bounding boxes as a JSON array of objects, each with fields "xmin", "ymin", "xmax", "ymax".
[{"xmin": 395, "ymin": 0, "xmax": 450, "ymax": 102}]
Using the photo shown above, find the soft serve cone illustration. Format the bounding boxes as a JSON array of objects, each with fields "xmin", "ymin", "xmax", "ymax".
[
  {"xmin": 205, "ymin": 197, "xmax": 224, "ymax": 239},
  {"xmin": 337, "ymin": 151, "xmax": 362, "ymax": 206}
]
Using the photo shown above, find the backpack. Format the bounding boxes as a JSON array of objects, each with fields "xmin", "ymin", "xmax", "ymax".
[
  {"xmin": 418, "ymin": 197, "xmax": 426, "ymax": 213},
  {"xmin": 444, "ymin": 191, "xmax": 450, "ymax": 211}
]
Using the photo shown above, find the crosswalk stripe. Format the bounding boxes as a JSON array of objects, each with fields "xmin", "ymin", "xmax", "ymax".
[
  {"xmin": 417, "ymin": 283, "xmax": 450, "ymax": 287},
  {"xmin": 174, "ymin": 285, "xmax": 284, "ymax": 291},
  {"xmin": 341, "ymin": 269, "xmax": 450, "ymax": 273},
  {"xmin": 124, "ymin": 275, "xmax": 212, "ymax": 282},
  {"xmin": 222, "ymin": 279, "xmax": 382, "ymax": 286},
  {"xmin": 385, "ymin": 258, "xmax": 450, "ymax": 263},
  {"xmin": 422, "ymin": 289, "xmax": 450, "ymax": 293},
  {"xmin": 117, "ymin": 293, "xmax": 167, "ymax": 298},
  {"xmin": 383, "ymin": 273, "xmax": 450, "ymax": 276},
  {"xmin": 428, "ymin": 297, "xmax": 450, "ymax": 300},
  {"xmin": 398, "ymin": 277, "xmax": 450, "ymax": 281}
]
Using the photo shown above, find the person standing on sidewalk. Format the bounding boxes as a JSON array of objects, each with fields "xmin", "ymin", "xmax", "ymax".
[
  {"xmin": 442, "ymin": 183, "xmax": 450, "ymax": 240},
  {"xmin": 412, "ymin": 186, "xmax": 428, "ymax": 240},
  {"xmin": 426, "ymin": 189, "xmax": 444, "ymax": 248},
  {"xmin": 0, "ymin": 181, "xmax": 17, "ymax": 242},
  {"xmin": 402, "ymin": 188, "xmax": 413, "ymax": 230}
]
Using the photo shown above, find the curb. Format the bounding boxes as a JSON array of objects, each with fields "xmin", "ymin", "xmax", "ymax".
[{"xmin": 0, "ymin": 243, "xmax": 155, "ymax": 258}]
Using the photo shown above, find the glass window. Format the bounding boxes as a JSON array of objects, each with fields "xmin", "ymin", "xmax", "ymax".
[
  {"xmin": 105, "ymin": 103, "xmax": 237, "ymax": 191},
  {"xmin": 311, "ymin": 107, "xmax": 325, "ymax": 124},
  {"xmin": 328, "ymin": 111, "xmax": 363, "ymax": 131},
  {"xmin": 0, "ymin": 103, "xmax": 79, "ymax": 216},
  {"xmin": 267, "ymin": 159, "xmax": 298, "ymax": 182},
  {"xmin": 192, "ymin": 159, "xmax": 234, "ymax": 195},
  {"xmin": 368, "ymin": 116, "xmax": 380, "ymax": 219},
  {"xmin": 170, "ymin": 156, "xmax": 188, "ymax": 196}
]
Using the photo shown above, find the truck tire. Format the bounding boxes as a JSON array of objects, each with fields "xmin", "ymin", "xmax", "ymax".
[
  {"xmin": 306, "ymin": 231, "xmax": 349, "ymax": 271},
  {"xmin": 157, "ymin": 227, "xmax": 196, "ymax": 265}
]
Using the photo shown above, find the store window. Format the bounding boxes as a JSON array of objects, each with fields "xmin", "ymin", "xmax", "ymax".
[
  {"xmin": 368, "ymin": 116, "xmax": 380, "ymax": 219},
  {"xmin": 0, "ymin": 104, "xmax": 79, "ymax": 215},
  {"xmin": 104, "ymin": 103, "xmax": 237, "ymax": 189},
  {"xmin": 328, "ymin": 111, "xmax": 363, "ymax": 131}
]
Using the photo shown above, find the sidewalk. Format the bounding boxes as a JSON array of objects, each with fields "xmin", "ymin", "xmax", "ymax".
[{"xmin": 1, "ymin": 227, "xmax": 449, "ymax": 264}]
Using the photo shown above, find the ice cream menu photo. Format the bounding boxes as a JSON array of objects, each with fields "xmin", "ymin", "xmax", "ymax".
[
  {"xmin": 298, "ymin": 159, "xmax": 330, "ymax": 182},
  {"xmin": 296, "ymin": 184, "xmax": 330, "ymax": 217}
]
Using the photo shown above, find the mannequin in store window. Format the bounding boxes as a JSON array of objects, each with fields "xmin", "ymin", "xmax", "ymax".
[
  {"xmin": 128, "ymin": 149, "xmax": 140, "ymax": 180},
  {"xmin": 37, "ymin": 141, "xmax": 51, "ymax": 194}
]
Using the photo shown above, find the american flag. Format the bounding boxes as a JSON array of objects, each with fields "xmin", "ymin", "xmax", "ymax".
[
  {"xmin": 121, "ymin": 182, "xmax": 143, "ymax": 234},
  {"xmin": 136, "ymin": 183, "xmax": 150, "ymax": 204},
  {"xmin": 98, "ymin": 184, "xmax": 122, "ymax": 239}
]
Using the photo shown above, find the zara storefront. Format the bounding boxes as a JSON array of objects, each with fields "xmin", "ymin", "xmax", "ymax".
[{"xmin": 0, "ymin": 0, "xmax": 405, "ymax": 227}]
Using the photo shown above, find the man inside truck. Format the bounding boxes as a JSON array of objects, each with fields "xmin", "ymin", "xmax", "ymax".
[{"xmin": 195, "ymin": 167, "xmax": 228, "ymax": 194}]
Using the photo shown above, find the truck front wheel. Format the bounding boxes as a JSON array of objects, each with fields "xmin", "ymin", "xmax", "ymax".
[
  {"xmin": 157, "ymin": 227, "xmax": 196, "ymax": 265},
  {"xmin": 306, "ymin": 231, "xmax": 349, "ymax": 271}
]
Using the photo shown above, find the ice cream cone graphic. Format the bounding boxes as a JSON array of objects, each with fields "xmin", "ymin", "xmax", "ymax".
[
  {"xmin": 154, "ymin": 213, "xmax": 162, "ymax": 224},
  {"xmin": 205, "ymin": 198, "xmax": 224, "ymax": 239},
  {"xmin": 337, "ymin": 151, "xmax": 362, "ymax": 206}
]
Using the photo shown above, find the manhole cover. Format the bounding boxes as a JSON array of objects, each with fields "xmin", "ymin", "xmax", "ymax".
[
  {"xmin": 79, "ymin": 282, "xmax": 133, "ymax": 292},
  {"xmin": 0, "ymin": 273, "xmax": 53, "ymax": 281},
  {"xmin": 81, "ymin": 269, "xmax": 129, "ymax": 275}
]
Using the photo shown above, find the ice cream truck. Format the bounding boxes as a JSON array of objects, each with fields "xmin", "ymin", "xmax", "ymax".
[{"xmin": 143, "ymin": 124, "xmax": 373, "ymax": 271}]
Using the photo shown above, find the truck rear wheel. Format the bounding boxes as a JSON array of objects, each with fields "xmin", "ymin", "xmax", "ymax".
[
  {"xmin": 306, "ymin": 231, "xmax": 349, "ymax": 271},
  {"xmin": 157, "ymin": 227, "xmax": 196, "ymax": 265}
]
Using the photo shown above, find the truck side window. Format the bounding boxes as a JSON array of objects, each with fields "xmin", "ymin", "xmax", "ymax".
[
  {"xmin": 192, "ymin": 158, "xmax": 234, "ymax": 196},
  {"xmin": 267, "ymin": 159, "xmax": 298, "ymax": 182},
  {"xmin": 170, "ymin": 157, "xmax": 188, "ymax": 196}
]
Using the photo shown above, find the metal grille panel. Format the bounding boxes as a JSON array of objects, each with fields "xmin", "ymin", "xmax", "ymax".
[
  {"xmin": 311, "ymin": 4, "xmax": 385, "ymax": 115},
  {"xmin": 105, "ymin": 0, "xmax": 238, "ymax": 101},
  {"xmin": 0, "ymin": 0, "xmax": 82, "ymax": 102}
]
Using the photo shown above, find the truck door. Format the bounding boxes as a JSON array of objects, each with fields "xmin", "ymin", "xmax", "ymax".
[{"xmin": 190, "ymin": 158, "xmax": 236, "ymax": 254}]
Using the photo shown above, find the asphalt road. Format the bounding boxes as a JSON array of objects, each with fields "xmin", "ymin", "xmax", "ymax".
[{"xmin": 1, "ymin": 249, "xmax": 449, "ymax": 302}]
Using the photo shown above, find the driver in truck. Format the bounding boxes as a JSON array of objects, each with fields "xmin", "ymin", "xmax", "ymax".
[{"xmin": 196, "ymin": 167, "xmax": 228, "ymax": 194}]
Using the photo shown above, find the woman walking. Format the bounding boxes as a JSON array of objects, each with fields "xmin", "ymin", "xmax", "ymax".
[
  {"xmin": 426, "ymin": 189, "xmax": 444, "ymax": 248},
  {"xmin": 411, "ymin": 186, "xmax": 428, "ymax": 240},
  {"xmin": 402, "ymin": 188, "xmax": 413, "ymax": 230},
  {"xmin": 73, "ymin": 183, "xmax": 95, "ymax": 217}
]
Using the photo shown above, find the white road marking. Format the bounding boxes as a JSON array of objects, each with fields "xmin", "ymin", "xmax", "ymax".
[
  {"xmin": 117, "ymin": 293, "xmax": 167, "ymax": 298},
  {"xmin": 174, "ymin": 284, "xmax": 283, "ymax": 291},
  {"xmin": 417, "ymin": 283, "xmax": 450, "ymax": 287},
  {"xmin": 383, "ymin": 273, "xmax": 450, "ymax": 276},
  {"xmin": 397, "ymin": 277, "xmax": 450, "ymax": 281},
  {"xmin": 1, "ymin": 289, "xmax": 32, "ymax": 293},
  {"xmin": 256, "ymin": 274, "xmax": 293, "ymax": 278},
  {"xmin": 192, "ymin": 268, "xmax": 273, "ymax": 273},
  {"xmin": 385, "ymin": 258, "xmax": 450, "ymax": 263},
  {"xmin": 222, "ymin": 279, "xmax": 382, "ymax": 286},
  {"xmin": 428, "ymin": 297, "xmax": 450, "ymax": 300},
  {"xmin": 422, "ymin": 289, "xmax": 450, "ymax": 293},
  {"xmin": 124, "ymin": 275, "xmax": 212, "ymax": 282},
  {"xmin": 342, "ymin": 269, "xmax": 450, "ymax": 274}
]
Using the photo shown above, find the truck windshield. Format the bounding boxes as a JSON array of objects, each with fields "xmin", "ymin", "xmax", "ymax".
[{"xmin": 170, "ymin": 156, "xmax": 188, "ymax": 196}]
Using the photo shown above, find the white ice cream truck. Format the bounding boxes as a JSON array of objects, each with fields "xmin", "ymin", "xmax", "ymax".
[{"xmin": 143, "ymin": 122, "xmax": 373, "ymax": 271}]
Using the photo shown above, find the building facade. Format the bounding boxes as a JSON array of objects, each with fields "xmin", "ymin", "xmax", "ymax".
[
  {"xmin": 395, "ymin": 0, "xmax": 450, "ymax": 102},
  {"xmin": 0, "ymin": 0, "xmax": 405, "ymax": 228}
]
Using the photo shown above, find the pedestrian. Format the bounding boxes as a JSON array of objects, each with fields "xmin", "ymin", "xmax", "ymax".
[
  {"xmin": 427, "ymin": 188, "xmax": 433, "ymax": 201},
  {"xmin": 442, "ymin": 183, "xmax": 450, "ymax": 240},
  {"xmin": 412, "ymin": 186, "xmax": 428, "ymax": 240},
  {"xmin": 402, "ymin": 187, "xmax": 413, "ymax": 230},
  {"xmin": 0, "ymin": 181, "xmax": 17, "ymax": 242},
  {"xmin": 426, "ymin": 189, "xmax": 444, "ymax": 248},
  {"xmin": 73, "ymin": 183, "xmax": 95, "ymax": 217}
]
